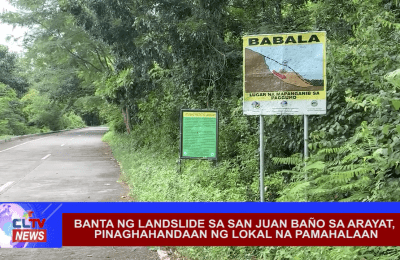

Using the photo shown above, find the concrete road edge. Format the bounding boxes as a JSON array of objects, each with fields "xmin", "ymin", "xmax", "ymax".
[{"xmin": 0, "ymin": 127, "xmax": 89, "ymax": 144}]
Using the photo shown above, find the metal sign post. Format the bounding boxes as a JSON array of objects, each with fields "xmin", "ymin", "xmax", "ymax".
[
  {"xmin": 304, "ymin": 115, "xmax": 309, "ymax": 182},
  {"xmin": 304, "ymin": 115, "xmax": 309, "ymax": 160},
  {"xmin": 304, "ymin": 114, "xmax": 309, "ymax": 201},
  {"xmin": 260, "ymin": 115, "xmax": 265, "ymax": 202}
]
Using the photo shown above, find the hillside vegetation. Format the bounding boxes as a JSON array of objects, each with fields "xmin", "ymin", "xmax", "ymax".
[{"xmin": 2, "ymin": 0, "xmax": 400, "ymax": 259}]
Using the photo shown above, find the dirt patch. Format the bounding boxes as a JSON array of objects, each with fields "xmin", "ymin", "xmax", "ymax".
[{"xmin": 158, "ymin": 246, "xmax": 192, "ymax": 260}]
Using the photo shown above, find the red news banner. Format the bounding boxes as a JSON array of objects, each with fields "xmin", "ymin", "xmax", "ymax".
[{"xmin": 62, "ymin": 213, "xmax": 400, "ymax": 246}]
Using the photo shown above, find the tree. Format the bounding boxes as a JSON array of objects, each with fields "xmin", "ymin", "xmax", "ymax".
[
  {"xmin": 0, "ymin": 82, "xmax": 27, "ymax": 135},
  {"xmin": 1, "ymin": 0, "xmax": 113, "ymax": 127},
  {"xmin": 0, "ymin": 45, "xmax": 28, "ymax": 97}
]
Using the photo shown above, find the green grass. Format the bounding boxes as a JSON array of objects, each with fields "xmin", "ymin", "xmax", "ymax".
[
  {"xmin": 0, "ymin": 135, "xmax": 14, "ymax": 141},
  {"xmin": 102, "ymin": 131, "xmax": 260, "ymax": 259},
  {"xmin": 102, "ymin": 131, "xmax": 247, "ymax": 202},
  {"xmin": 102, "ymin": 131, "xmax": 400, "ymax": 260}
]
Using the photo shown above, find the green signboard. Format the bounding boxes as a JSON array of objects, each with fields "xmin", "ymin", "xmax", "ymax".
[{"xmin": 180, "ymin": 110, "xmax": 218, "ymax": 160}]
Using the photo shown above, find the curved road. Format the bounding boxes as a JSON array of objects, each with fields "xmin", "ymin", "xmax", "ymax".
[{"xmin": 0, "ymin": 127, "xmax": 160, "ymax": 259}]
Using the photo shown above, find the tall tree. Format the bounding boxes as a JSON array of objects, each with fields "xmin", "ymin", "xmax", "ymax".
[
  {"xmin": 0, "ymin": 45, "xmax": 28, "ymax": 97},
  {"xmin": 1, "ymin": 0, "xmax": 113, "ymax": 126}
]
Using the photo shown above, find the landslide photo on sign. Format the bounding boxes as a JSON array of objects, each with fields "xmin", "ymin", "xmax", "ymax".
[{"xmin": 245, "ymin": 43, "xmax": 324, "ymax": 92}]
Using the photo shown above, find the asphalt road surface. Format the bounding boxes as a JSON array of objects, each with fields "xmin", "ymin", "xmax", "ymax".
[{"xmin": 0, "ymin": 127, "xmax": 160, "ymax": 260}]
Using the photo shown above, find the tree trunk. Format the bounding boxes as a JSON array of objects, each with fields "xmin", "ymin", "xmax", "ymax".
[
  {"xmin": 275, "ymin": 0, "xmax": 282, "ymax": 22},
  {"xmin": 126, "ymin": 106, "xmax": 131, "ymax": 133},
  {"xmin": 121, "ymin": 107, "xmax": 131, "ymax": 134}
]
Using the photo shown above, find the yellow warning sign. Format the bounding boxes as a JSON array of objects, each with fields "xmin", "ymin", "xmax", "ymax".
[{"xmin": 243, "ymin": 31, "xmax": 326, "ymax": 115}]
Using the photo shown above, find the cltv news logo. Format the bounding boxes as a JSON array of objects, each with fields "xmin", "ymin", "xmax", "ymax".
[{"xmin": 12, "ymin": 210, "xmax": 47, "ymax": 242}]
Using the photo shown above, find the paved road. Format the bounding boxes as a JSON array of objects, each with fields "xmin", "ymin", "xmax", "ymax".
[{"xmin": 0, "ymin": 127, "xmax": 160, "ymax": 259}]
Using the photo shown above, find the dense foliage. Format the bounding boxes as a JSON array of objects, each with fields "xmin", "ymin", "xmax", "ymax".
[
  {"xmin": 3, "ymin": 0, "xmax": 400, "ymax": 258},
  {"xmin": 0, "ymin": 45, "xmax": 85, "ymax": 136}
]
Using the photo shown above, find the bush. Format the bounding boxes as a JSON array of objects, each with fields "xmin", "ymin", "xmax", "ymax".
[
  {"xmin": 0, "ymin": 83, "xmax": 28, "ymax": 135},
  {"xmin": 60, "ymin": 112, "xmax": 86, "ymax": 129}
]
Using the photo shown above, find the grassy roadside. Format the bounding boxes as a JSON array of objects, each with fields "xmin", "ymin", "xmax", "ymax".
[
  {"xmin": 0, "ymin": 126, "xmax": 87, "ymax": 143},
  {"xmin": 102, "ymin": 131, "xmax": 247, "ymax": 203},
  {"xmin": 103, "ymin": 130, "xmax": 400, "ymax": 260},
  {"xmin": 0, "ymin": 135, "xmax": 14, "ymax": 140},
  {"xmin": 102, "ymin": 130, "xmax": 266, "ymax": 259}
]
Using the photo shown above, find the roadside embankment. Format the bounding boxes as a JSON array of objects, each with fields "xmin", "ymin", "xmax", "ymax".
[
  {"xmin": 0, "ymin": 127, "xmax": 87, "ymax": 144},
  {"xmin": 102, "ymin": 130, "xmax": 259, "ymax": 260}
]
